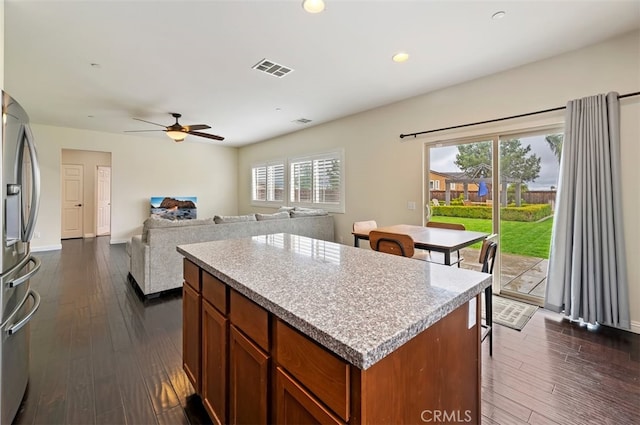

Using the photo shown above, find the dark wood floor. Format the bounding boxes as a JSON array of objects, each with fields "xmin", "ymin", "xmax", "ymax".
[{"xmin": 13, "ymin": 237, "xmax": 640, "ymax": 424}]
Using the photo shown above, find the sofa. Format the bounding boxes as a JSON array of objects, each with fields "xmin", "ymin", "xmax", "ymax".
[{"xmin": 127, "ymin": 211, "xmax": 335, "ymax": 297}]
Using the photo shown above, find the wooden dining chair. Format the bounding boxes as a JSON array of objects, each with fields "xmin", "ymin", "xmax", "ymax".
[
  {"xmin": 424, "ymin": 221, "xmax": 466, "ymax": 266},
  {"xmin": 369, "ymin": 230, "xmax": 415, "ymax": 258},
  {"xmin": 479, "ymin": 233, "xmax": 498, "ymax": 356}
]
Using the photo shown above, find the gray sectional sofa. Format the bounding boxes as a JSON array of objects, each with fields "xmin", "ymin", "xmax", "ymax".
[{"xmin": 127, "ymin": 212, "xmax": 335, "ymax": 297}]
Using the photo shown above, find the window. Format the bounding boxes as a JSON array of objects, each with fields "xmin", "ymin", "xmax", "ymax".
[
  {"xmin": 289, "ymin": 150, "xmax": 344, "ymax": 212},
  {"xmin": 251, "ymin": 161, "xmax": 285, "ymax": 205},
  {"xmin": 430, "ymin": 180, "xmax": 440, "ymax": 190},
  {"xmin": 450, "ymin": 182, "xmax": 456, "ymax": 190}
]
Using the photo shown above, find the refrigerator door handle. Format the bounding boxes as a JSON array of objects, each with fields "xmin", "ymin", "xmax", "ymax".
[
  {"xmin": 5, "ymin": 289, "xmax": 41, "ymax": 336},
  {"xmin": 6, "ymin": 256, "xmax": 41, "ymax": 288},
  {"xmin": 19, "ymin": 125, "xmax": 41, "ymax": 243}
]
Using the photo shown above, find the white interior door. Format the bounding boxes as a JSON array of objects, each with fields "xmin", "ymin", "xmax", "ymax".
[
  {"xmin": 96, "ymin": 166, "xmax": 111, "ymax": 236},
  {"xmin": 61, "ymin": 164, "xmax": 83, "ymax": 239}
]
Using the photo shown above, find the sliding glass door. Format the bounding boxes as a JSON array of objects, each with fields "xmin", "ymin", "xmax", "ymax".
[{"xmin": 426, "ymin": 128, "xmax": 562, "ymax": 305}]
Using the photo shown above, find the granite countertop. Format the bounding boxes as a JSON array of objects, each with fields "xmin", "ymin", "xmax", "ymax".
[{"xmin": 177, "ymin": 233, "xmax": 491, "ymax": 370}]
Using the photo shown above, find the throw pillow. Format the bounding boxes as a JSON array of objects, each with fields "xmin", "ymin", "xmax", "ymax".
[{"xmin": 290, "ymin": 208, "xmax": 328, "ymax": 218}]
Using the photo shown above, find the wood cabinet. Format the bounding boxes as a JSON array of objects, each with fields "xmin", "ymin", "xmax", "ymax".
[
  {"xmin": 275, "ymin": 367, "xmax": 343, "ymax": 425},
  {"xmin": 182, "ymin": 281, "xmax": 201, "ymax": 392},
  {"xmin": 229, "ymin": 325, "xmax": 270, "ymax": 424},
  {"xmin": 275, "ymin": 320, "xmax": 350, "ymax": 422},
  {"xmin": 184, "ymin": 260, "xmax": 480, "ymax": 424},
  {"xmin": 201, "ymin": 300, "xmax": 228, "ymax": 425}
]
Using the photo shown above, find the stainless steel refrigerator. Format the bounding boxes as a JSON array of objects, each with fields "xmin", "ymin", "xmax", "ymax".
[{"xmin": 0, "ymin": 91, "xmax": 41, "ymax": 424}]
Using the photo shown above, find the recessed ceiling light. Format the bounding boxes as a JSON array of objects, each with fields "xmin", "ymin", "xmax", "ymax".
[
  {"xmin": 492, "ymin": 11, "xmax": 506, "ymax": 20},
  {"xmin": 392, "ymin": 52, "xmax": 410, "ymax": 63},
  {"xmin": 302, "ymin": 0, "xmax": 325, "ymax": 14}
]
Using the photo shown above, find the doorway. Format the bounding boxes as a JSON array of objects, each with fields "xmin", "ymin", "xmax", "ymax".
[
  {"xmin": 96, "ymin": 166, "xmax": 111, "ymax": 236},
  {"xmin": 61, "ymin": 164, "xmax": 84, "ymax": 239},
  {"xmin": 61, "ymin": 149, "xmax": 112, "ymax": 240},
  {"xmin": 425, "ymin": 127, "xmax": 562, "ymax": 305}
]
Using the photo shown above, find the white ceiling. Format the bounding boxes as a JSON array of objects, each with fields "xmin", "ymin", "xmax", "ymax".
[{"xmin": 5, "ymin": 1, "xmax": 639, "ymax": 147}]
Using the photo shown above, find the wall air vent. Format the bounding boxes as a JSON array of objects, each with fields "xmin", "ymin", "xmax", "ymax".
[
  {"xmin": 292, "ymin": 118, "xmax": 312, "ymax": 124},
  {"xmin": 252, "ymin": 59, "xmax": 294, "ymax": 78}
]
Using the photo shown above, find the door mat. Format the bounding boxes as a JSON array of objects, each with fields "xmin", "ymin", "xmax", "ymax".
[{"xmin": 482, "ymin": 295, "xmax": 538, "ymax": 331}]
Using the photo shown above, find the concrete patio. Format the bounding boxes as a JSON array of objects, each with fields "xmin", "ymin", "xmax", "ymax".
[{"xmin": 459, "ymin": 247, "xmax": 547, "ymax": 306}]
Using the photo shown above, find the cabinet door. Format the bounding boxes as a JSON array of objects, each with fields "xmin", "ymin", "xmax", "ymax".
[
  {"xmin": 202, "ymin": 300, "xmax": 228, "ymax": 425},
  {"xmin": 229, "ymin": 325, "xmax": 269, "ymax": 425},
  {"xmin": 183, "ymin": 283, "xmax": 201, "ymax": 392},
  {"xmin": 275, "ymin": 367, "xmax": 343, "ymax": 425}
]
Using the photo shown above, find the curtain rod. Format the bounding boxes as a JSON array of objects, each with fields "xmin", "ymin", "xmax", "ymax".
[{"xmin": 399, "ymin": 91, "xmax": 640, "ymax": 139}]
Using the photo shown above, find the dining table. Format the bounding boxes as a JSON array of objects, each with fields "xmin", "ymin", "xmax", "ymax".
[{"xmin": 352, "ymin": 223, "xmax": 489, "ymax": 265}]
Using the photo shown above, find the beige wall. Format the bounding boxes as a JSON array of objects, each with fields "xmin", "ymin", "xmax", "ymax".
[
  {"xmin": 238, "ymin": 31, "xmax": 640, "ymax": 332},
  {"xmin": 61, "ymin": 149, "xmax": 112, "ymax": 237},
  {"xmin": 1, "ymin": 0, "xmax": 4, "ymax": 87},
  {"xmin": 31, "ymin": 125, "xmax": 238, "ymax": 249}
]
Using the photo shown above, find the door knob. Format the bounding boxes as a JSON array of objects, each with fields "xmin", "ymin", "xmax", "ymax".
[{"xmin": 75, "ymin": 204, "xmax": 82, "ymax": 207}]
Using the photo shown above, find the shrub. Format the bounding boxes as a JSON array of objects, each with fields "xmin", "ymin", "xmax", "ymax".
[{"xmin": 432, "ymin": 203, "xmax": 551, "ymax": 222}]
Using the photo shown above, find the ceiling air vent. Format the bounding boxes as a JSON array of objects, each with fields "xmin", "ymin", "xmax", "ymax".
[
  {"xmin": 292, "ymin": 118, "xmax": 312, "ymax": 124},
  {"xmin": 252, "ymin": 59, "xmax": 294, "ymax": 78}
]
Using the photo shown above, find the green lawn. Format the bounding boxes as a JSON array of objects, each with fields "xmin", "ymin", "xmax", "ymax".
[{"xmin": 431, "ymin": 216, "xmax": 553, "ymax": 259}]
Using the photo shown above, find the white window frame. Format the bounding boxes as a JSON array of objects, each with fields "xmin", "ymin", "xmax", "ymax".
[
  {"xmin": 288, "ymin": 149, "xmax": 345, "ymax": 213},
  {"xmin": 251, "ymin": 160, "xmax": 286, "ymax": 207}
]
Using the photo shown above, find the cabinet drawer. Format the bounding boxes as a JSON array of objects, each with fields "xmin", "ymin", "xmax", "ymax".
[
  {"xmin": 229, "ymin": 290, "xmax": 269, "ymax": 352},
  {"xmin": 275, "ymin": 320, "xmax": 350, "ymax": 422},
  {"xmin": 183, "ymin": 259, "xmax": 200, "ymax": 291},
  {"xmin": 202, "ymin": 271, "xmax": 228, "ymax": 314},
  {"xmin": 275, "ymin": 367, "xmax": 344, "ymax": 425}
]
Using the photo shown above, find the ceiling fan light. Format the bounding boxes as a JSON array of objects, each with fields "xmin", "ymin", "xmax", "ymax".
[
  {"xmin": 166, "ymin": 130, "xmax": 186, "ymax": 142},
  {"xmin": 302, "ymin": 0, "xmax": 325, "ymax": 14}
]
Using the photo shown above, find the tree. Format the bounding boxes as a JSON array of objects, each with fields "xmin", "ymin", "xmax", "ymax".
[
  {"xmin": 454, "ymin": 142, "xmax": 492, "ymax": 178},
  {"xmin": 455, "ymin": 139, "xmax": 541, "ymax": 206},
  {"xmin": 545, "ymin": 133, "xmax": 564, "ymax": 164}
]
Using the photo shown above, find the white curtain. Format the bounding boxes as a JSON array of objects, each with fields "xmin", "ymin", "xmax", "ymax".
[{"xmin": 545, "ymin": 92, "xmax": 630, "ymax": 329}]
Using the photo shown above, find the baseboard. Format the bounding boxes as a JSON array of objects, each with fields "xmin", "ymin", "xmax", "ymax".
[
  {"xmin": 84, "ymin": 233, "xmax": 96, "ymax": 238},
  {"xmin": 31, "ymin": 244, "xmax": 62, "ymax": 252},
  {"xmin": 110, "ymin": 239, "xmax": 128, "ymax": 245},
  {"xmin": 630, "ymin": 320, "xmax": 640, "ymax": 335}
]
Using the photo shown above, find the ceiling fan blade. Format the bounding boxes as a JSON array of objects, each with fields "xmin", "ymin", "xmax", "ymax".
[
  {"xmin": 124, "ymin": 129, "xmax": 166, "ymax": 133},
  {"xmin": 184, "ymin": 124, "xmax": 211, "ymax": 131},
  {"xmin": 188, "ymin": 131, "xmax": 225, "ymax": 141},
  {"xmin": 133, "ymin": 117, "xmax": 168, "ymax": 128}
]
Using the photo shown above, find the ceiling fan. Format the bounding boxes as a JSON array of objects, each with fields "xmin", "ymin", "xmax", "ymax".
[{"xmin": 126, "ymin": 113, "xmax": 224, "ymax": 142}]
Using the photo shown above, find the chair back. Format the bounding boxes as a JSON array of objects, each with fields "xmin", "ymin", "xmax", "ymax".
[
  {"xmin": 431, "ymin": 198, "xmax": 441, "ymax": 206},
  {"xmin": 479, "ymin": 233, "xmax": 498, "ymax": 274},
  {"xmin": 353, "ymin": 220, "xmax": 377, "ymax": 234},
  {"xmin": 426, "ymin": 221, "xmax": 466, "ymax": 231},
  {"xmin": 369, "ymin": 230, "xmax": 415, "ymax": 258}
]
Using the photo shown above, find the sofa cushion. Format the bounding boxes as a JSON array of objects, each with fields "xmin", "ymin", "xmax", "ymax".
[
  {"xmin": 290, "ymin": 208, "xmax": 328, "ymax": 218},
  {"xmin": 142, "ymin": 216, "xmax": 213, "ymax": 242},
  {"xmin": 214, "ymin": 214, "xmax": 257, "ymax": 224},
  {"xmin": 256, "ymin": 211, "xmax": 290, "ymax": 221}
]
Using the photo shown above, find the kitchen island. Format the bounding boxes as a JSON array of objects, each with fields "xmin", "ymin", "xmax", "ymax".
[{"xmin": 178, "ymin": 233, "xmax": 492, "ymax": 424}]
